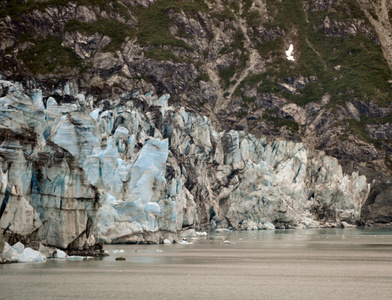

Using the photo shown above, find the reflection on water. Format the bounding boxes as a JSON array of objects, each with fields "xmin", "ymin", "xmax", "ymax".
[{"xmin": 2, "ymin": 227, "xmax": 392, "ymax": 299}]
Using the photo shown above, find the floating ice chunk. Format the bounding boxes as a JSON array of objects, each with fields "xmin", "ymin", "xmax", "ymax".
[
  {"xmin": 156, "ymin": 249, "xmax": 163, "ymax": 252},
  {"xmin": 18, "ymin": 248, "xmax": 47, "ymax": 263},
  {"xmin": 2, "ymin": 242, "xmax": 19, "ymax": 262},
  {"xmin": 262, "ymin": 222, "xmax": 275, "ymax": 230},
  {"xmin": 178, "ymin": 240, "xmax": 192, "ymax": 245},
  {"xmin": 66, "ymin": 256, "xmax": 84, "ymax": 261},
  {"xmin": 286, "ymin": 44, "xmax": 295, "ymax": 61},
  {"xmin": 163, "ymin": 239, "xmax": 172, "ymax": 244},
  {"xmin": 223, "ymin": 240, "xmax": 235, "ymax": 245},
  {"xmin": 214, "ymin": 228, "xmax": 232, "ymax": 233},
  {"xmin": 113, "ymin": 249, "xmax": 125, "ymax": 254},
  {"xmin": 12, "ymin": 242, "xmax": 25, "ymax": 254},
  {"xmin": 54, "ymin": 249, "xmax": 67, "ymax": 259}
]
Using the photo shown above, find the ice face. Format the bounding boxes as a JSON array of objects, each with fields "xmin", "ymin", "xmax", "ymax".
[{"xmin": 0, "ymin": 78, "xmax": 371, "ymax": 247}]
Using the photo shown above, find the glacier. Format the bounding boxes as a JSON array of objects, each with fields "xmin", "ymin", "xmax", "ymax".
[{"xmin": 0, "ymin": 78, "xmax": 371, "ymax": 257}]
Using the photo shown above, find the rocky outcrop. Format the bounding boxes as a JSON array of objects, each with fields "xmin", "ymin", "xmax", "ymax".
[
  {"xmin": 0, "ymin": 78, "xmax": 379, "ymax": 247},
  {"xmin": 0, "ymin": 0, "xmax": 391, "ymax": 179},
  {"xmin": 361, "ymin": 183, "xmax": 392, "ymax": 224}
]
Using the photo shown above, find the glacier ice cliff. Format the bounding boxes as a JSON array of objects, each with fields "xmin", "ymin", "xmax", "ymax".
[{"xmin": 0, "ymin": 79, "xmax": 372, "ymax": 249}]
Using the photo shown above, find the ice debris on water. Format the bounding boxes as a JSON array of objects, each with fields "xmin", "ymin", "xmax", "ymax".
[
  {"xmin": 196, "ymin": 232, "xmax": 207, "ymax": 237},
  {"xmin": 54, "ymin": 250, "xmax": 67, "ymax": 259},
  {"xmin": 0, "ymin": 241, "xmax": 75, "ymax": 263},
  {"xmin": 18, "ymin": 248, "xmax": 47, "ymax": 263},
  {"xmin": 163, "ymin": 239, "xmax": 172, "ymax": 244},
  {"xmin": 12, "ymin": 242, "xmax": 25, "ymax": 254},
  {"xmin": 66, "ymin": 256, "xmax": 84, "ymax": 261},
  {"xmin": 178, "ymin": 240, "xmax": 193, "ymax": 245}
]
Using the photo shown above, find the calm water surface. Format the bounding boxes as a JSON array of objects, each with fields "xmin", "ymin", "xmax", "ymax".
[{"xmin": 2, "ymin": 228, "xmax": 392, "ymax": 299}]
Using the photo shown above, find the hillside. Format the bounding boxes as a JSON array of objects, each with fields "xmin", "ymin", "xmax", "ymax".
[
  {"xmin": 1, "ymin": 0, "xmax": 392, "ymax": 169},
  {"xmin": 0, "ymin": 0, "xmax": 392, "ymax": 252}
]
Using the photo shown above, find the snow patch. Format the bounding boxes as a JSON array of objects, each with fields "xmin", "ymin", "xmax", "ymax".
[{"xmin": 286, "ymin": 44, "xmax": 295, "ymax": 61}]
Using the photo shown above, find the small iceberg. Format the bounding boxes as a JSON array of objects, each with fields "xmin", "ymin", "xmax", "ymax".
[
  {"xmin": 54, "ymin": 249, "xmax": 67, "ymax": 259},
  {"xmin": 223, "ymin": 240, "xmax": 235, "ymax": 245},
  {"xmin": 18, "ymin": 248, "xmax": 47, "ymax": 263},
  {"xmin": 196, "ymin": 232, "xmax": 207, "ymax": 237},
  {"xmin": 178, "ymin": 240, "xmax": 193, "ymax": 245},
  {"xmin": 66, "ymin": 256, "xmax": 84, "ymax": 261}
]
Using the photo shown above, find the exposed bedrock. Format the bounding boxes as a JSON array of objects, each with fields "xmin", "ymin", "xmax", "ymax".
[{"xmin": 0, "ymin": 79, "xmax": 382, "ymax": 247}]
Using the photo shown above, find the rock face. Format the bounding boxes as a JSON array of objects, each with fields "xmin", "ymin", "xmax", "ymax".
[
  {"xmin": 0, "ymin": 0, "xmax": 391, "ymax": 171},
  {"xmin": 0, "ymin": 79, "xmax": 376, "ymax": 246}
]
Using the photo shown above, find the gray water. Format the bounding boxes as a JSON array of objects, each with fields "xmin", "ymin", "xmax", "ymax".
[{"xmin": 2, "ymin": 228, "xmax": 392, "ymax": 299}]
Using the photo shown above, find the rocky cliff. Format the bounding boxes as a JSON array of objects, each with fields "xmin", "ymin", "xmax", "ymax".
[{"xmin": 0, "ymin": 0, "xmax": 391, "ymax": 248}]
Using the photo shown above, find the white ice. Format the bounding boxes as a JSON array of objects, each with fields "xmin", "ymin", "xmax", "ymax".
[
  {"xmin": 286, "ymin": 44, "xmax": 295, "ymax": 61},
  {"xmin": 54, "ymin": 249, "xmax": 67, "ymax": 259},
  {"xmin": 18, "ymin": 247, "xmax": 47, "ymax": 263}
]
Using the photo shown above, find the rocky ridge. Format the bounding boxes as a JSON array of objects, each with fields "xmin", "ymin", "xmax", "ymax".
[{"xmin": 0, "ymin": 0, "xmax": 391, "ymax": 174}]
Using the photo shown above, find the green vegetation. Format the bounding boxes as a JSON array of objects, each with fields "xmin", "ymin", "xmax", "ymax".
[
  {"xmin": 340, "ymin": 112, "xmax": 392, "ymax": 148},
  {"xmin": 18, "ymin": 36, "xmax": 81, "ymax": 75},
  {"xmin": 228, "ymin": 1, "xmax": 240, "ymax": 15},
  {"xmin": 196, "ymin": 72, "xmax": 210, "ymax": 82},
  {"xmin": 137, "ymin": 0, "xmax": 207, "ymax": 48},
  {"xmin": 212, "ymin": 6, "xmax": 236, "ymax": 22},
  {"xmin": 219, "ymin": 30, "xmax": 249, "ymax": 88},
  {"xmin": 263, "ymin": 109, "xmax": 299, "ymax": 132},
  {"xmin": 247, "ymin": 0, "xmax": 392, "ymax": 107},
  {"xmin": 65, "ymin": 18, "xmax": 135, "ymax": 51},
  {"xmin": 0, "ymin": 0, "xmax": 131, "ymax": 20},
  {"xmin": 145, "ymin": 48, "xmax": 182, "ymax": 62},
  {"xmin": 219, "ymin": 65, "xmax": 237, "ymax": 88},
  {"xmin": 241, "ymin": 0, "xmax": 261, "ymax": 27}
]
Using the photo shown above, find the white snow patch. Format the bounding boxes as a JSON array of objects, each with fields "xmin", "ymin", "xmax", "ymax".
[{"xmin": 286, "ymin": 44, "xmax": 295, "ymax": 61}]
